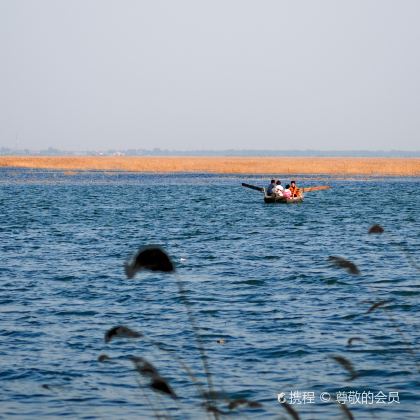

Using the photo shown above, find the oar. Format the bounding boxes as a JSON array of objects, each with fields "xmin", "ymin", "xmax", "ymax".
[
  {"xmin": 241, "ymin": 182, "xmax": 264, "ymax": 192},
  {"xmin": 301, "ymin": 185, "xmax": 331, "ymax": 193}
]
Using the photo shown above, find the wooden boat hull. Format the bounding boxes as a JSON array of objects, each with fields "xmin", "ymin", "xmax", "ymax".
[
  {"xmin": 264, "ymin": 195, "xmax": 304, "ymax": 204},
  {"xmin": 241, "ymin": 182, "xmax": 327, "ymax": 204}
]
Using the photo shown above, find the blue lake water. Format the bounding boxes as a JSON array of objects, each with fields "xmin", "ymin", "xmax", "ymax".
[{"xmin": 0, "ymin": 168, "xmax": 419, "ymax": 419}]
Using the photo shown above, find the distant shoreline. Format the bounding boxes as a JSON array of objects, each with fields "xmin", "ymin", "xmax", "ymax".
[
  {"xmin": 1, "ymin": 156, "xmax": 419, "ymax": 176},
  {"xmin": 2, "ymin": 149, "xmax": 420, "ymax": 158}
]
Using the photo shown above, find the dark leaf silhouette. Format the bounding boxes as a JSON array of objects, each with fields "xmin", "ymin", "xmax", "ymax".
[
  {"xmin": 150, "ymin": 376, "xmax": 177, "ymax": 398},
  {"xmin": 104, "ymin": 326, "xmax": 142, "ymax": 343},
  {"xmin": 328, "ymin": 256, "xmax": 360, "ymax": 275},
  {"xmin": 125, "ymin": 246, "xmax": 175, "ymax": 278},
  {"xmin": 366, "ymin": 300, "xmax": 390, "ymax": 314},
  {"xmin": 331, "ymin": 355, "xmax": 358, "ymax": 380},
  {"xmin": 368, "ymin": 224, "xmax": 384, "ymax": 234},
  {"xmin": 347, "ymin": 337, "xmax": 365, "ymax": 346},
  {"xmin": 130, "ymin": 356, "xmax": 159, "ymax": 378}
]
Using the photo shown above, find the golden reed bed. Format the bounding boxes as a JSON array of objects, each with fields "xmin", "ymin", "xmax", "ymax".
[{"xmin": 0, "ymin": 156, "xmax": 419, "ymax": 176}]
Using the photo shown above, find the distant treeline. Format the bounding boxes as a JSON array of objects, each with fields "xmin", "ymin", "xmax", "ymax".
[{"xmin": 1, "ymin": 147, "xmax": 419, "ymax": 157}]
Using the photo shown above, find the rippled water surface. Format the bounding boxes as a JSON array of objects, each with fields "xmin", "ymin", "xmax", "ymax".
[{"xmin": 0, "ymin": 169, "xmax": 419, "ymax": 419}]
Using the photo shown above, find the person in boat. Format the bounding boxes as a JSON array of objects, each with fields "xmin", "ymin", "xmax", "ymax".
[
  {"xmin": 283, "ymin": 184, "xmax": 292, "ymax": 199},
  {"xmin": 267, "ymin": 179, "xmax": 276, "ymax": 195},
  {"xmin": 289, "ymin": 180, "xmax": 301, "ymax": 197},
  {"xmin": 273, "ymin": 180, "xmax": 284, "ymax": 196}
]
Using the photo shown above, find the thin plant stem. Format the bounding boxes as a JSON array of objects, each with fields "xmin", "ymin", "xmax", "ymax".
[{"xmin": 175, "ymin": 273, "xmax": 219, "ymax": 420}]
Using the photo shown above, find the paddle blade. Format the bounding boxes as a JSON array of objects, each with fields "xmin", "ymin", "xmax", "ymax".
[
  {"xmin": 302, "ymin": 185, "xmax": 331, "ymax": 193},
  {"xmin": 241, "ymin": 183, "xmax": 264, "ymax": 192}
]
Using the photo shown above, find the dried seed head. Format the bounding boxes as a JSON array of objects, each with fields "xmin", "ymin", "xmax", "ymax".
[
  {"xmin": 366, "ymin": 300, "xmax": 390, "ymax": 314},
  {"xmin": 347, "ymin": 337, "xmax": 365, "ymax": 346},
  {"xmin": 331, "ymin": 355, "xmax": 358, "ymax": 381},
  {"xmin": 104, "ymin": 326, "xmax": 142, "ymax": 343},
  {"xmin": 328, "ymin": 256, "xmax": 360, "ymax": 275},
  {"xmin": 228, "ymin": 399, "xmax": 247, "ymax": 410},
  {"xmin": 368, "ymin": 224, "xmax": 384, "ymax": 234},
  {"xmin": 280, "ymin": 400, "xmax": 300, "ymax": 420},
  {"xmin": 98, "ymin": 354, "xmax": 111, "ymax": 362},
  {"xmin": 130, "ymin": 356, "xmax": 159, "ymax": 378},
  {"xmin": 228, "ymin": 399, "xmax": 262, "ymax": 410},
  {"xmin": 125, "ymin": 247, "xmax": 175, "ymax": 278},
  {"xmin": 150, "ymin": 376, "xmax": 177, "ymax": 399},
  {"xmin": 206, "ymin": 404, "xmax": 227, "ymax": 415},
  {"xmin": 248, "ymin": 401, "xmax": 263, "ymax": 408},
  {"xmin": 337, "ymin": 402, "xmax": 355, "ymax": 420}
]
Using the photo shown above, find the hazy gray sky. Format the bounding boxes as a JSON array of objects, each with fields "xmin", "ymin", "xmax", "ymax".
[{"xmin": 1, "ymin": 0, "xmax": 419, "ymax": 151}]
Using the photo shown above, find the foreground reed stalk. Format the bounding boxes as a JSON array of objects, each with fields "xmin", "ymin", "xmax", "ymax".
[
  {"xmin": 124, "ymin": 247, "xmax": 219, "ymax": 418},
  {"xmin": 174, "ymin": 274, "xmax": 218, "ymax": 418}
]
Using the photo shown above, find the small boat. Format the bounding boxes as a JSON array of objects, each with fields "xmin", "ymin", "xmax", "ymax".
[
  {"xmin": 264, "ymin": 192, "xmax": 303, "ymax": 204},
  {"xmin": 242, "ymin": 182, "xmax": 330, "ymax": 204}
]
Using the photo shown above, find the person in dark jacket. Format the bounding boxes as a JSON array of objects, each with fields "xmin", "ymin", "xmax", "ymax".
[{"xmin": 267, "ymin": 179, "xmax": 276, "ymax": 195}]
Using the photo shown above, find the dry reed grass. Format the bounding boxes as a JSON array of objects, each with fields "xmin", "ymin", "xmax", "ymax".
[
  {"xmin": 1, "ymin": 156, "xmax": 420, "ymax": 175},
  {"xmin": 88, "ymin": 221, "xmax": 420, "ymax": 419},
  {"xmin": 123, "ymin": 246, "xmax": 219, "ymax": 417}
]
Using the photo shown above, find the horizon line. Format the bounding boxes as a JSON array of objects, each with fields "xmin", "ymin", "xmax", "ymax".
[{"xmin": 1, "ymin": 147, "xmax": 419, "ymax": 155}]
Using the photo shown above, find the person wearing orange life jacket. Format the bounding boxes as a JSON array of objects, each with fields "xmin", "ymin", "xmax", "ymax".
[{"xmin": 289, "ymin": 180, "xmax": 301, "ymax": 197}]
